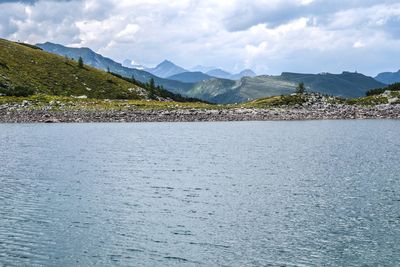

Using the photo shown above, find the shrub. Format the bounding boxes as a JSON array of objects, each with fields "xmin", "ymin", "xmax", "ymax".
[
  {"xmin": 296, "ymin": 82, "xmax": 305, "ymax": 94},
  {"xmin": 366, "ymin": 88, "xmax": 386, "ymax": 96},
  {"xmin": 366, "ymin": 83, "xmax": 400, "ymax": 96},
  {"xmin": 0, "ymin": 85, "xmax": 35, "ymax": 97},
  {"xmin": 17, "ymin": 43, "xmax": 43, "ymax": 50},
  {"xmin": 387, "ymin": 83, "xmax": 400, "ymax": 91},
  {"xmin": 78, "ymin": 57, "xmax": 84, "ymax": 68},
  {"xmin": 0, "ymin": 61, "xmax": 8, "ymax": 69}
]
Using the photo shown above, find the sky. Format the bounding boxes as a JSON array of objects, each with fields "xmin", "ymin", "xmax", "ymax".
[{"xmin": 0, "ymin": 0, "xmax": 400, "ymax": 76}]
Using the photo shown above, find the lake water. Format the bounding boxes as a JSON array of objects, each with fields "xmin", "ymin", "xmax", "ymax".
[{"xmin": 0, "ymin": 121, "xmax": 399, "ymax": 266}]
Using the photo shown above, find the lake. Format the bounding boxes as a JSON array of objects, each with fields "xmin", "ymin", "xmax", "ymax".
[{"xmin": 0, "ymin": 121, "xmax": 399, "ymax": 266}]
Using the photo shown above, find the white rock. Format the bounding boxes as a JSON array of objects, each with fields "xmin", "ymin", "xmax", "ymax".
[{"xmin": 71, "ymin": 95, "xmax": 88, "ymax": 99}]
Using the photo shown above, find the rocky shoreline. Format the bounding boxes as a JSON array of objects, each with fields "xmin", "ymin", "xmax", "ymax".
[{"xmin": 1, "ymin": 103, "xmax": 400, "ymax": 123}]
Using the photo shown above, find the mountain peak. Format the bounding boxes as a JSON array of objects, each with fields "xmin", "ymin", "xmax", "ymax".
[
  {"xmin": 206, "ymin": 68, "xmax": 232, "ymax": 79},
  {"xmin": 156, "ymin": 60, "xmax": 177, "ymax": 68},
  {"xmin": 239, "ymin": 69, "xmax": 257, "ymax": 76},
  {"xmin": 146, "ymin": 60, "xmax": 187, "ymax": 78},
  {"xmin": 160, "ymin": 59, "xmax": 173, "ymax": 64}
]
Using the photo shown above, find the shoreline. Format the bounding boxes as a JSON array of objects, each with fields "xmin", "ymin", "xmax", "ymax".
[{"xmin": 1, "ymin": 105, "xmax": 400, "ymax": 123}]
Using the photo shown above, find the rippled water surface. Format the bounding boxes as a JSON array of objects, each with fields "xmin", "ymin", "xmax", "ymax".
[{"xmin": 1, "ymin": 121, "xmax": 400, "ymax": 266}]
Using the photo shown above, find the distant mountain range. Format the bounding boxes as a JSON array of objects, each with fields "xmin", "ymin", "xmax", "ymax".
[
  {"xmin": 122, "ymin": 59, "xmax": 146, "ymax": 70},
  {"xmin": 161, "ymin": 67, "xmax": 257, "ymax": 82},
  {"xmin": 185, "ymin": 72, "xmax": 385, "ymax": 103},
  {"xmin": 191, "ymin": 65, "xmax": 216, "ymax": 73},
  {"xmin": 206, "ymin": 68, "xmax": 231, "ymax": 79},
  {"xmin": 205, "ymin": 68, "xmax": 257, "ymax": 80},
  {"xmin": 375, "ymin": 70, "xmax": 400, "ymax": 85},
  {"xmin": 36, "ymin": 42, "xmax": 386, "ymax": 104},
  {"xmin": 36, "ymin": 42, "xmax": 193, "ymax": 95},
  {"xmin": 167, "ymin": 71, "xmax": 214, "ymax": 83},
  {"xmin": 143, "ymin": 60, "xmax": 257, "ymax": 81},
  {"xmin": 231, "ymin": 69, "xmax": 257, "ymax": 80}
]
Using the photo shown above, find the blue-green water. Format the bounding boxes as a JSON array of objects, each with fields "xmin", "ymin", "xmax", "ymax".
[{"xmin": 0, "ymin": 121, "xmax": 399, "ymax": 266}]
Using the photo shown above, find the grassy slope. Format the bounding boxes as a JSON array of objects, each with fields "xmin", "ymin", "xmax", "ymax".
[
  {"xmin": 186, "ymin": 78, "xmax": 236, "ymax": 100},
  {"xmin": 0, "ymin": 38, "xmax": 145, "ymax": 99},
  {"xmin": 0, "ymin": 94, "xmax": 219, "ymax": 111},
  {"xmin": 235, "ymin": 76, "xmax": 296, "ymax": 101},
  {"xmin": 189, "ymin": 72, "xmax": 385, "ymax": 104}
]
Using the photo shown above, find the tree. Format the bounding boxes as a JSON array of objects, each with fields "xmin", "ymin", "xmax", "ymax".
[
  {"xmin": 148, "ymin": 78, "xmax": 156, "ymax": 99},
  {"xmin": 78, "ymin": 56, "xmax": 84, "ymax": 68},
  {"xmin": 131, "ymin": 74, "xmax": 136, "ymax": 84},
  {"xmin": 296, "ymin": 82, "xmax": 305, "ymax": 94},
  {"xmin": 107, "ymin": 66, "xmax": 110, "ymax": 73},
  {"xmin": 149, "ymin": 78, "xmax": 155, "ymax": 89}
]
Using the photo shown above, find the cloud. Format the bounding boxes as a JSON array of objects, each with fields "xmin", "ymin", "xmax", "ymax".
[
  {"xmin": 353, "ymin": 41, "xmax": 365, "ymax": 49},
  {"xmin": 222, "ymin": 0, "xmax": 400, "ymax": 31},
  {"xmin": 0, "ymin": 0, "xmax": 74, "ymax": 3},
  {"xmin": 1, "ymin": 0, "xmax": 400, "ymax": 75}
]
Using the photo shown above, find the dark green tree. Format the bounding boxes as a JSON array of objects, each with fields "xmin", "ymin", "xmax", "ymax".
[
  {"xmin": 148, "ymin": 78, "xmax": 156, "ymax": 99},
  {"xmin": 78, "ymin": 56, "xmax": 84, "ymax": 68},
  {"xmin": 296, "ymin": 82, "xmax": 305, "ymax": 94},
  {"xmin": 149, "ymin": 78, "xmax": 155, "ymax": 89}
]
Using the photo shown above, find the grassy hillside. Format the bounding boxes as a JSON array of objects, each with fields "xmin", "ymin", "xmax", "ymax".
[
  {"xmin": 280, "ymin": 72, "xmax": 384, "ymax": 97},
  {"xmin": 189, "ymin": 72, "xmax": 385, "ymax": 104},
  {"xmin": 186, "ymin": 78, "xmax": 236, "ymax": 101},
  {"xmin": 0, "ymin": 38, "xmax": 146, "ymax": 99}
]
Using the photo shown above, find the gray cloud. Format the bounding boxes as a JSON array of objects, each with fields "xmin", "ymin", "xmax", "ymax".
[
  {"xmin": 223, "ymin": 0, "xmax": 400, "ymax": 31},
  {"xmin": 0, "ymin": 0, "xmax": 75, "ymax": 3},
  {"xmin": 0, "ymin": 0, "xmax": 400, "ymax": 76}
]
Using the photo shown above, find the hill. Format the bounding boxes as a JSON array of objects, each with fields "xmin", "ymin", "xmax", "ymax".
[
  {"xmin": 167, "ymin": 71, "xmax": 213, "ymax": 83},
  {"xmin": 206, "ymin": 69, "xmax": 232, "ymax": 79},
  {"xmin": 145, "ymin": 60, "xmax": 188, "ymax": 78},
  {"xmin": 186, "ymin": 78, "xmax": 237, "ymax": 102},
  {"xmin": 187, "ymin": 72, "xmax": 385, "ymax": 104},
  {"xmin": 230, "ymin": 69, "xmax": 257, "ymax": 80},
  {"xmin": 279, "ymin": 72, "xmax": 384, "ymax": 97},
  {"xmin": 36, "ymin": 42, "xmax": 194, "ymax": 95},
  {"xmin": 205, "ymin": 68, "xmax": 257, "ymax": 80},
  {"xmin": 375, "ymin": 70, "xmax": 400, "ymax": 85},
  {"xmin": 0, "ymin": 39, "xmax": 146, "ymax": 99}
]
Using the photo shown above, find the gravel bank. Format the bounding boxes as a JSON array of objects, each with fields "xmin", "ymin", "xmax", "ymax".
[{"xmin": 1, "ymin": 104, "xmax": 400, "ymax": 123}]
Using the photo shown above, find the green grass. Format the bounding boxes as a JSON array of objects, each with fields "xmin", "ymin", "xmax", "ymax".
[
  {"xmin": 0, "ymin": 94, "xmax": 220, "ymax": 111},
  {"xmin": 242, "ymin": 94, "xmax": 307, "ymax": 108},
  {"xmin": 346, "ymin": 96, "xmax": 388, "ymax": 106},
  {"xmin": 1, "ymin": 92, "xmax": 399, "ymax": 112},
  {"xmin": 346, "ymin": 91, "xmax": 400, "ymax": 106},
  {"xmin": 0, "ymin": 38, "xmax": 144, "ymax": 99}
]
